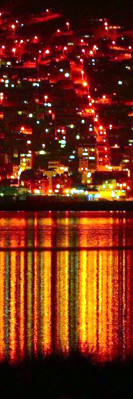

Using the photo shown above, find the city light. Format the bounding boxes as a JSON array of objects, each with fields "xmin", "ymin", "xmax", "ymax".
[
  {"xmin": 0, "ymin": 8, "xmax": 130, "ymax": 202},
  {"xmin": 0, "ymin": 8, "xmax": 133, "ymax": 399}
]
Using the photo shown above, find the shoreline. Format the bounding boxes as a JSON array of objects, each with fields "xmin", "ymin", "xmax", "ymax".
[
  {"xmin": 0, "ymin": 196, "xmax": 133, "ymax": 211},
  {"xmin": 0, "ymin": 354, "xmax": 133, "ymax": 398}
]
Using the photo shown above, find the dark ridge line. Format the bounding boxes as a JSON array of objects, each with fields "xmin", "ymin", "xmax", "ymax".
[
  {"xmin": 0, "ymin": 246, "xmax": 132, "ymax": 251},
  {"xmin": 0, "ymin": 199, "xmax": 132, "ymax": 212}
]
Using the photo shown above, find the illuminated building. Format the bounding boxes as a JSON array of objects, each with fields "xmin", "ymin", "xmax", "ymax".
[
  {"xmin": 19, "ymin": 153, "xmax": 33, "ymax": 173},
  {"xmin": 77, "ymin": 145, "xmax": 96, "ymax": 184},
  {"xmin": 0, "ymin": 9, "xmax": 130, "ymax": 199}
]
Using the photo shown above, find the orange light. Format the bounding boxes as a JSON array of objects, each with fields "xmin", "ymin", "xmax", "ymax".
[
  {"xmin": 83, "ymin": 81, "xmax": 88, "ymax": 87},
  {"xmin": 20, "ymin": 126, "xmax": 32, "ymax": 135}
]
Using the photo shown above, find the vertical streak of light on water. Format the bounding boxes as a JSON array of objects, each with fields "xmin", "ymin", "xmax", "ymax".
[
  {"xmin": 122, "ymin": 218, "xmax": 126, "ymax": 360},
  {"xmin": 69, "ymin": 213, "xmax": 79, "ymax": 352},
  {"xmin": 27, "ymin": 252, "xmax": 33, "ymax": 357},
  {"xmin": 78, "ymin": 223, "xmax": 87, "ymax": 352},
  {"xmin": 86, "ymin": 250, "xmax": 97, "ymax": 356},
  {"xmin": 19, "ymin": 251, "xmax": 25, "ymax": 360},
  {"xmin": 69, "ymin": 250, "xmax": 78, "ymax": 352},
  {"xmin": 33, "ymin": 251, "xmax": 38, "ymax": 355},
  {"xmin": 5, "ymin": 252, "xmax": 9, "ymax": 360},
  {"xmin": 126, "ymin": 250, "xmax": 131, "ymax": 356},
  {"xmin": 9, "ymin": 250, "xmax": 16, "ymax": 362},
  {"xmin": 105, "ymin": 219, "xmax": 114, "ymax": 360},
  {"xmin": 97, "ymin": 251, "xmax": 101, "ymax": 359},
  {"xmin": 74, "ymin": 251, "xmax": 78, "ymax": 351},
  {"xmin": 0, "ymin": 244, "xmax": 5, "ymax": 361},
  {"xmin": 130, "ymin": 251, "xmax": 133, "ymax": 356},
  {"xmin": 60, "ymin": 249, "xmax": 69, "ymax": 353},
  {"xmin": 33, "ymin": 214, "xmax": 38, "ymax": 355},
  {"xmin": 41, "ymin": 217, "xmax": 52, "ymax": 355},
  {"xmin": 19, "ymin": 218, "xmax": 26, "ymax": 361},
  {"xmin": 55, "ymin": 254, "xmax": 60, "ymax": 351},
  {"xmin": 40, "ymin": 252, "xmax": 43, "ymax": 352},
  {"xmin": 62, "ymin": 217, "xmax": 69, "ymax": 353},
  {"xmin": 112, "ymin": 250, "xmax": 119, "ymax": 359},
  {"xmin": 107, "ymin": 250, "xmax": 113, "ymax": 360},
  {"xmin": 118, "ymin": 220, "xmax": 125, "ymax": 359},
  {"xmin": 97, "ymin": 218, "xmax": 114, "ymax": 361},
  {"xmin": 56, "ymin": 217, "xmax": 69, "ymax": 353},
  {"xmin": 42, "ymin": 251, "xmax": 52, "ymax": 354},
  {"xmin": 69, "ymin": 250, "xmax": 75, "ymax": 351},
  {"xmin": 103, "ymin": 251, "xmax": 109, "ymax": 360},
  {"xmin": 98, "ymin": 250, "xmax": 107, "ymax": 361}
]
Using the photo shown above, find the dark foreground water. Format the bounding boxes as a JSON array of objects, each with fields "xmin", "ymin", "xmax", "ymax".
[{"xmin": 0, "ymin": 210, "xmax": 133, "ymax": 364}]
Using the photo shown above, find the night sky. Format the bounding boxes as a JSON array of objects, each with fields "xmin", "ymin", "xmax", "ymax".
[{"xmin": 1, "ymin": 0, "xmax": 133, "ymax": 26}]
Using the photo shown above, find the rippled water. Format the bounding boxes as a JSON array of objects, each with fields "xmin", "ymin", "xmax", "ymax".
[{"xmin": 0, "ymin": 210, "xmax": 133, "ymax": 363}]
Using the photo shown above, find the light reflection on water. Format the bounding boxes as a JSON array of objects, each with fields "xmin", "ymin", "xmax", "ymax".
[{"xmin": 0, "ymin": 211, "xmax": 133, "ymax": 363}]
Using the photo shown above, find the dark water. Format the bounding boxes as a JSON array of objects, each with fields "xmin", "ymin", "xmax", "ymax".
[{"xmin": 0, "ymin": 210, "xmax": 133, "ymax": 363}]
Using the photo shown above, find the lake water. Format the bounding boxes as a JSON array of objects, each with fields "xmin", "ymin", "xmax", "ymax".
[{"xmin": 0, "ymin": 210, "xmax": 133, "ymax": 363}]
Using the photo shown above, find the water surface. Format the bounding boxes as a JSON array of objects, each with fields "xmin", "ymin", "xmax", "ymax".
[{"xmin": 0, "ymin": 210, "xmax": 133, "ymax": 363}]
